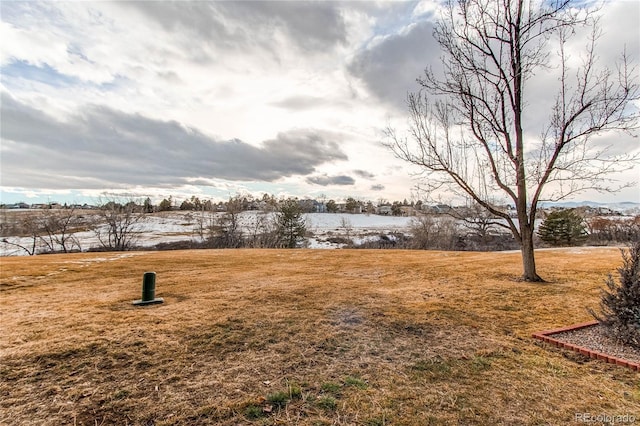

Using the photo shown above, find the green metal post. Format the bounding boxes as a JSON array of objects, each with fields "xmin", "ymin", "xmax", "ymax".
[
  {"xmin": 142, "ymin": 272, "xmax": 156, "ymax": 301},
  {"xmin": 133, "ymin": 272, "xmax": 164, "ymax": 306}
]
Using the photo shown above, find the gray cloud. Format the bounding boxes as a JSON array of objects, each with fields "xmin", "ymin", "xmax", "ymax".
[
  {"xmin": 370, "ymin": 184, "xmax": 385, "ymax": 191},
  {"xmin": 120, "ymin": 1, "xmax": 347, "ymax": 58},
  {"xmin": 0, "ymin": 93, "xmax": 347, "ymax": 189},
  {"xmin": 306, "ymin": 174, "xmax": 355, "ymax": 186},
  {"xmin": 228, "ymin": 1, "xmax": 347, "ymax": 51},
  {"xmin": 271, "ymin": 95, "xmax": 331, "ymax": 111},
  {"xmin": 348, "ymin": 20, "xmax": 439, "ymax": 110},
  {"xmin": 354, "ymin": 170, "xmax": 375, "ymax": 179}
]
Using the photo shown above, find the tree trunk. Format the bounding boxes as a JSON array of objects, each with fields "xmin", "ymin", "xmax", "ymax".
[{"xmin": 521, "ymin": 225, "xmax": 543, "ymax": 282}]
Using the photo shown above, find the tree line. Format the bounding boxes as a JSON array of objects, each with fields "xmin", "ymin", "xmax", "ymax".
[
  {"xmin": 0, "ymin": 196, "xmax": 308, "ymax": 255},
  {"xmin": 2, "ymin": 197, "xmax": 637, "ymax": 256},
  {"xmin": 350, "ymin": 208, "xmax": 639, "ymax": 252},
  {"xmin": 145, "ymin": 194, "xmax": 436, "ymax": 216}
]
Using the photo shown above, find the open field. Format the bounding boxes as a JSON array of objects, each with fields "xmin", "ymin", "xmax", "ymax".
[
  {"xmin": 0, "ymin": 210, "xmax": 415, "ymax": 255},
  {"xmin": 1, "ymin": 248, "xmax": 638, "ymax": 425}
]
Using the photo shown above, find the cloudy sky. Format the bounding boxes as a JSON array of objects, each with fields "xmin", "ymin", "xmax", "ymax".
[{"xmin": 1, "ymin": 0, "xmax": 639, "ymax": 206}]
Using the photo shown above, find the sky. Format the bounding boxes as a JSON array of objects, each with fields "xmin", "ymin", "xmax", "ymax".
[{"xmin": 1, "ymin": 0, "xmax": 639, "ymax": 206}]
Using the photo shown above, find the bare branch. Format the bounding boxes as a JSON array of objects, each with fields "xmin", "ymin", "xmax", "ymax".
[{"xmin": 387, "ymin": 0, "xmax": 639, "ymax": 281}]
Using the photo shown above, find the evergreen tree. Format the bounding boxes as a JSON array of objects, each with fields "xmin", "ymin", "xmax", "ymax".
[
  {"xmin": 345, "ymin": 197, "xmax": 359, "ymax": 213},
  {"xmin": 326, "ymin": 200, "xmax": 338, "ymax": 213},
  {"xmin": 158, "ymin": 197, "xmax": 173, "ymax": 212},
  {"xmin": 391, "ymin": 201, "xmax": 403, "ymax": 216},
  {"xmin": 143, "ymin": 197, "xmax": 154, "ymax": 213},
  {"xmin": 180, "ymin": 199, "xmax": 194, "ymax": 210},
  {"xmin": 591, "ymin": 242, "xmax": 640, "ymax": 349},
  {"xmin": 537, "ymin": 209, "xmax": 587, "ymax": 246},
  {"xmin": 276, "ymin": 199, "xmax": 306, "ymax": 248}
]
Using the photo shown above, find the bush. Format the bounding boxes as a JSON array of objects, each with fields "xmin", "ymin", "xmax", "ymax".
[
  {"xmin": 587, "ymin": 216, "xmax": 640, "ymax": 245},
  {"xmin": 408, "ymin": 215, "xmax": 457, "ymax": 250},
  {"xmin": 591, "ymin": 242, "xmax": 640, "ymax": 349}
]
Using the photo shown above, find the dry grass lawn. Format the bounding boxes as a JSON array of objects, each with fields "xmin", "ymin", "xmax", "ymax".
[{"xmin": 1, "ymin": 248, "xmax": 638, "ymax": 425}]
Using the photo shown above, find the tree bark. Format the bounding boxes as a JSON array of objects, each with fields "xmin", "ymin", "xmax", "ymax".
[{"xmin": 521, "ymin": 224, "xmax": 543, "ymax": 282}]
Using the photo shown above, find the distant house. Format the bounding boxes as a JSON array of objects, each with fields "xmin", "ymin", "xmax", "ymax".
[
  {"xmin": 400, "ymin": 206, "xmax": 416, "ymax": 216},
  {"xmin": 247, "ymin": 201, "xmax": 263, "ymax": 211},
  {"xmin": 70, "ymin": 204, "xmax": 96, "ymax": 210},
  {"xmin": 30, "ymin": 202, "xmax": 62, "ymax": 209},
  {"xmin": 434, "ymin": 204, "xmax": 451, "ymax": 213},
  {"xmin": 298, "ymin": 199, "xmax": 316, "ymax": 213},
  {"xmin": 312, "ymin": 201, "xmax": 326, "ymax": 213},
  {"xmin": 7, "ymin": 202, "xmax": 30, "ymax": 209},
  {"xmin": 421, "ymin": 204, "xmax": 451, "ymax": 214},
  {"xmin": 377, "ymin": 205, "xmax": 393, "ymax": 215}
]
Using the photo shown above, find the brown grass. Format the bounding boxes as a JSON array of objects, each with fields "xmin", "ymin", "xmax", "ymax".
[{"xmin": 1, "ymin": 248, "xmax": 638, "ymax": 425}]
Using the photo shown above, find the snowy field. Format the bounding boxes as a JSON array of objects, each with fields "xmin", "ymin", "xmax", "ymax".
[
  {"xmin": 306, "ymin": 212, "xmax": 413, "ymax": 248},
  {"xmin": 3, "ymin": 208, "xmax": 636, "ymax": 256},
  {"xmin": 0, "ymin": 211, "xmax": 414, "ymax": 256}
]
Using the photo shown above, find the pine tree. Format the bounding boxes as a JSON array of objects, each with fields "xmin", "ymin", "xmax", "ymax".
[
  {"xmin": 158, "ymin": 197, "xmax": 173, "ymax": 212},
  {"xmin": 326, "ymin": 200, "xmax": 338, "ymax": 213},
  {"xmin": 143, "ymin": 197, "xmax": 154, "ymax": 213},
  {"xmin": 591, "ymin": 242, "xmax": 640, "ymax": 349},
  {"xmin": 537, "ymin": 209, "xmax": 587, "ymax": 246},
  {"xmin": 276, "ymin": 199, "xmax": 306, "ymax": 248}
]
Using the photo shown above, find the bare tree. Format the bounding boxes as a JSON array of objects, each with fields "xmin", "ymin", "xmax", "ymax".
[
  {"xmin": 387, "ymin": 0, "xmax": 639, "ymax": 281},
  {"xmin": 216, "ymin": 195, "xmax": 244, "ymax": 248},
  {"xmin": 1, "ymin": 213, "xmax": 41, "ymax": 255},
  {"xmin": 94, "ymin": 198, "xmax": 146, "ymax": 251},
  {"xmin": 453, "ymin": 201, "xmax": 508, "ymax": 240},
  {"xmin": 193, "ymin": 203, "xmax": 217, "ymax": 243},
  {"xmin": 409, "ymin": 214, "xmax": 458, "ymax": 250},
  {"xmin": 339, "ymin": 216, "xmax": 354, "ymax": 243},
  {"xmin": 38, "ymin": 208, "xmax": 82, "ymax": 253},
  {"xmin": 247, "ymin": 212, "xmax": 279, "ymax": 248}
]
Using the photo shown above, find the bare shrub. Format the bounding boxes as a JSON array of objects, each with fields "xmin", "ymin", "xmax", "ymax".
[
  {"xmin": 587, "ymin": 216, "xmax": 640, "ymax": 245},
  {"xmin": 408, "ymin": 215, "xmax": 457, "ymax": 250},
  {"xmin": 213, "ymin": 203, "xmax": 244, "ymax": 248},
  {"xmin": 2, "ymin": 209, "xmax": 86, "ymax": 255},
  {"xmin": 37, "ymin": 209, "xmax": 83, "ymax": 253},
  {"xmin": 1, "ymin": 213, "xmax": 41, "ymax": 255},
  {"xmin": 246, "ymin": 212, "xmax": 279, "ymax": 248},
  {"xmin": 93, "ymin": 199, "xmax": 146, "ymax": 251}
]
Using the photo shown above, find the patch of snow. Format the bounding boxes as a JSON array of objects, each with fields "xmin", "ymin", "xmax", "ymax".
[
  {"xmin": 1, "ymin": 211, "xmax": 415, "ymax": 256},
  {"xmin": 2, "ymin": 210, "xmax": 631, "ymax": 256}
]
